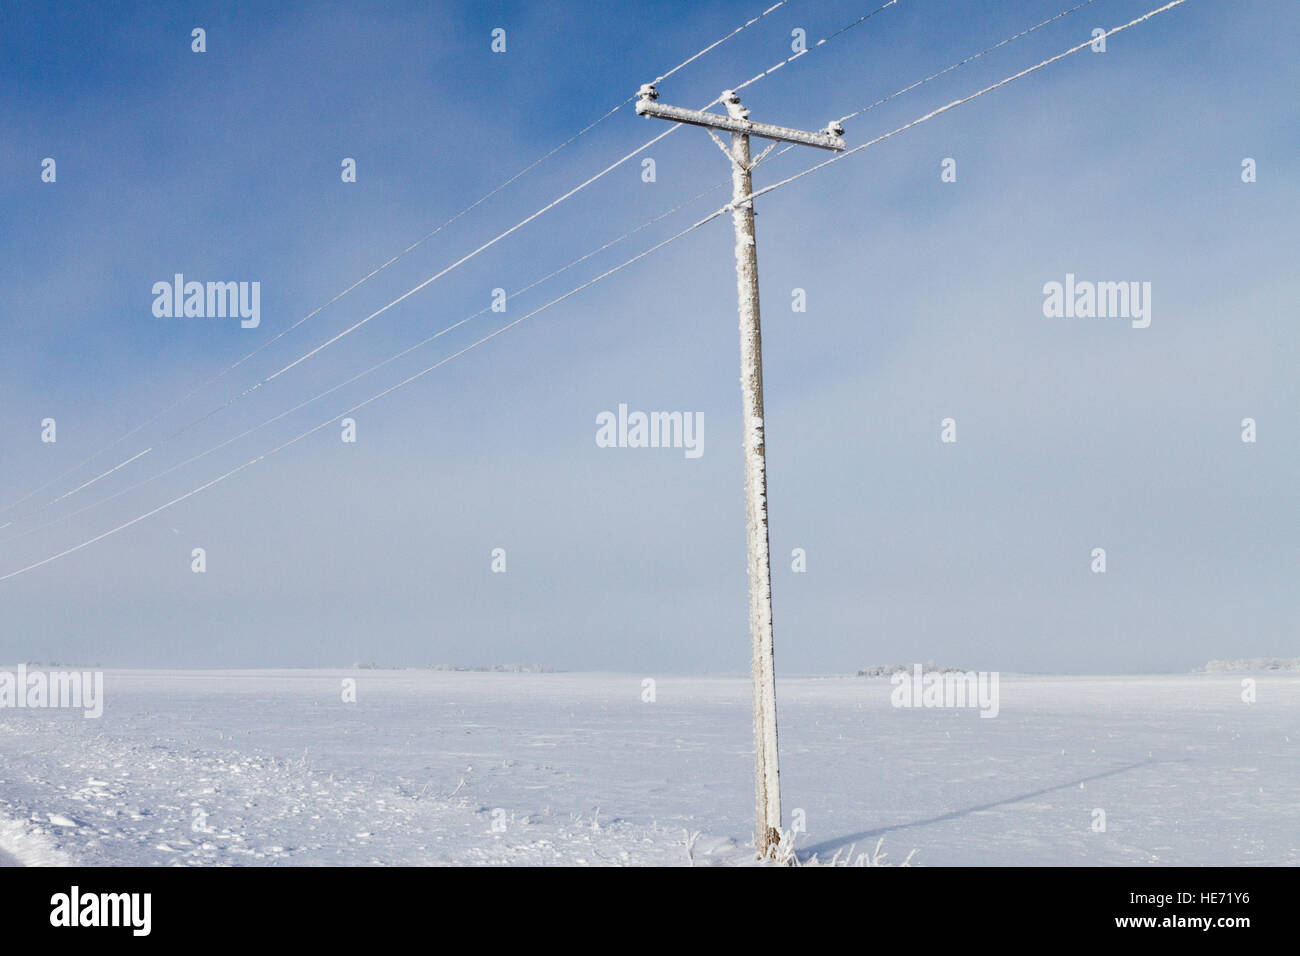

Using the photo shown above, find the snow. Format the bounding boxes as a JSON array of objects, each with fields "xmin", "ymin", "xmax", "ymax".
[
  {"xmin": 0, "ymin": 669, "xmax": 1295, "ymax": 866},
  {"xmin": 0, "ymin": 810, "xmax": 73, "ymax": 866}
]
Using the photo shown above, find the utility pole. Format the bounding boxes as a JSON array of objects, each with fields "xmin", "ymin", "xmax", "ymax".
[{"xmin": 635, "ymin": 85, "xmax": 844, "ymax": 858}]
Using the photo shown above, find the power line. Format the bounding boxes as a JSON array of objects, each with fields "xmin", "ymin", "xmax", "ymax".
[
  {"xmin": 0, "ymin": 181, "xmax": 730, "ymax": 546},
  {"xmin": 654, "ymin": 1, "xmax": 790, "ymax": 86},
  {"xmin": 259, "ymin": 0, "xmax": 902, "ymax": 385},
  {"xmin": 4, "ymin": 123, "xmax": 682, "ymax": 529},
  {"xmin": 261, "ymin": 132, "xmax": 682, "ymax": 384},
  {"xmin": 0, "ymin": 1, "xmax": 1190, "ymax": 581},
  {"xmin": 836, "ymin": 0, "xmax": 1099, "ymax": 124},
  {"xmin": 47, "ymin": 448, "xmax": 154, "ymax": 506},
  {"xmin": 748, "ymin": 0, "xmax": 1108, "ymax": 172},
  {"xmin": 0, "ymin": 0, "xmax": 789, "ymax": 518},
  {"xmin": 727, "ymin": 0, "xmax": 902, "ymax": 97},
  {"xmin": 0, "ymin": 208, "xmax": 731, "ymax": 584},
  {"xmin": 2, "ymin": 0, "xmax": 890, "ymax": 523},
  {"xmin": 745, "ymin": 0, "xmax": 1190, "ymax": 209}
]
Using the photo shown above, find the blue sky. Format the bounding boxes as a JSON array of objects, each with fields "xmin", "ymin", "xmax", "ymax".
[{"xmin": 1, "ymin": 0, "xmax": 1296, "ymax": 672}]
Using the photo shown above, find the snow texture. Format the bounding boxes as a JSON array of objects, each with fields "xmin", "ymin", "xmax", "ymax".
[{"xmin": 0, "ymin": 670, "xmax": 1295, "ymax": 866}]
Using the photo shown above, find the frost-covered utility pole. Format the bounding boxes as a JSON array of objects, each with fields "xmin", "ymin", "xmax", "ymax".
[{"xmin": 635, "ymin": 86, "xmax": 844, "ymax": 858}]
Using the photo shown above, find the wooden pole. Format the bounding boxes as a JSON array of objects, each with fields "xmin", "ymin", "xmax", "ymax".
[
  {"xmin": 634, "ymin": 85, "xmax": 843, "ymax": 858},
  {"xmin": 723, "ymin": 91, "xmax": 783, "ymax": 858}
]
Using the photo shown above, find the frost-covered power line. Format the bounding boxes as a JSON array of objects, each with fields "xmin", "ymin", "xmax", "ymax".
[
  {"xmin": 245, "ymin": 1, "xmax": 905, "ymax": 385},
  {"xmin": 3, "ymin": 0, "xmax": 884, "ymax": 528},
  {"xmin": 0, "ymin": 210, "xmax": 730, "ymax": 584},
  {"xmin": 652, "ymin": 1, "xmax": 790, "ymax": 87},
  {"xmin": 0, "ymin": 0, "xmax": 789, "ymax": 519},
  {"xmin": 726, "ymin": 0, "xmax": 901, "ymax": 98},
  {"xmin": 748, "ymin": 0, "xmax": 1106, "ymax": 171},
  {"xmin": 0, "ymin": 181, "xmax": 730, "ymax": 548},
  {"xmin": 0, "ymin": 0, "xmax": 1189, "ymax": 581},
  {"xmin": 835, "ymin": 0, "xmax": 1099, "ymax": 124},
  {"xmin": 746, "ymin": 0, "xmax": 1191, "ymax": 208},
  {"xmin": 3, "ymin": 120, "xmax": 688, "ymax": 534}
]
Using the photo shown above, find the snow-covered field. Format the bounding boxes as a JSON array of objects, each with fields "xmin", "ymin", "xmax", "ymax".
[{"xmin": 0, "ymin": 670, "xmax": 1295, "ymax": 866}]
